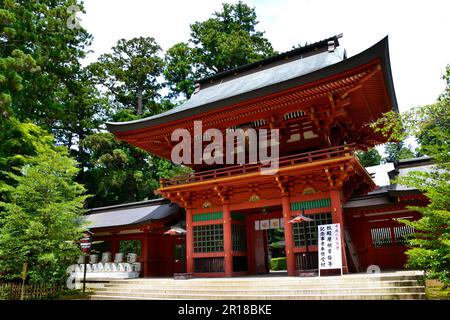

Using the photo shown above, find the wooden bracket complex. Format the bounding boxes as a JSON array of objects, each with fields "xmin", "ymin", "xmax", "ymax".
[
  {"xmin": 275, "ymin": 175, "xmax": 291, "ymax": 196},
  {"xmin": 214, "ymin": 185, "xmax": 230, "ymax": 204}
]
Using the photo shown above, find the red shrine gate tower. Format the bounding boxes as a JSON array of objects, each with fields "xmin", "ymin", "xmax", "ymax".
[{"xmin": 106, "ymin": 36, "xmax": 398, "ymax": 277}]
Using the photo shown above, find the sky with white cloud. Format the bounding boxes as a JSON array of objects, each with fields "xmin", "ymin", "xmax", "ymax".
[{"xmin": 81, "ymin": 0, "xmax": 450, "ymax": 114}]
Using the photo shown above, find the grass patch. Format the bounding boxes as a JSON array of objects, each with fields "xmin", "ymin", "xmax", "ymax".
[
  {"xmin": 425, "ymin": 279, "xmax": 450, "ymax": 300},
  {"xmin": 57, "ymin": 289, "xmax": 92, "ymax": 300}
]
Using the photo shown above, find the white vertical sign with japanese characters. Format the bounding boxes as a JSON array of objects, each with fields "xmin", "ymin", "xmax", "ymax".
[{"xmin": 318, "ymin": 223, "xmax": 342, "ymax": 274}]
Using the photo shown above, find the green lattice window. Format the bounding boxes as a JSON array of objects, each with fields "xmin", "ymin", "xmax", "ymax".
[
  {"xmin": 291, "ymin": 198, "xmax": 331, "ymax": 211},
  {"xmin": 193, "ymin": 224, "xmax": 224, "ymax": 252},
  {"xmin": 192, "ymin": 212, "xmax": 223, "ymax": 222},
  {"xmin": 232, "ymin": 224, "xmax": 247, "ymax": 252},
  {"xmin": 293, "ymin": 213, "xmax": 332, "ymax": 247}
]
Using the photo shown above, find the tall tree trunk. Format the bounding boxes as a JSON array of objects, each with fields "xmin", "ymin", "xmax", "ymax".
[
  {"xmin": 67, "ymin": 132, "xmax": 73, "ymax": 150},
  {"xmin": 76, "ymin": 130, "xmax": 86, "ymax": 184},
  {"xmin": 136, "ymin": 87, "xmax": 143, "ymax": 115}
]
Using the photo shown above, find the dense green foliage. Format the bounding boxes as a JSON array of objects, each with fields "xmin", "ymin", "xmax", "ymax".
[
  {"xmin": 89, "ymin": 37, "xmax": 165, "ymax": 115},
  {"xmin": 356, "ymin": 148, "xmax": 382, "ymax": 167},
  {"xmin": 119, "ymin": 240, "xmax": 142, "ymax": 256},
  {"xmin": 0, "ymin": 118, "xmax": 53, "ymax": 199},
  {"xmin": 165, "ymin": 1, "xmax": 276, "ymax": 99},
  {"xmin": 164, "ymin": 42, "xmax": 197, "ymax": 99},
  {"xmin": 268, "ymin": 228, "xmax": 285, "ymax": 259},
  {"xmin": 270, "ymin": 257, "xmax": 287, "ymax": 270},
  {"xmin": 0, "ymin": 48, "xmax": 38, "ymax": 113},
  {"xmin": 0, "ymin": 0, "xmax": 92, "ymax": 129},
  {"xmin": 81, "ymin": 131, "xmax": 189, "ymax": 207},
  {"xmin": 372, "ymin": 66, "xmax": 450, "ymax": 284},
  {"xmin": 0, "ymin": 145, "xmax": 87, "ymax": 284},
  {"xmin": 383, "ymin": 141, "xmax": 416, "ymax": 163}
]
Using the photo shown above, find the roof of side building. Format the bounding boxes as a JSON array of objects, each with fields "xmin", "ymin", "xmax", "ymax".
[{"xmin": 83, "ymin": 198, "xmax": 180, "ymax": 229}]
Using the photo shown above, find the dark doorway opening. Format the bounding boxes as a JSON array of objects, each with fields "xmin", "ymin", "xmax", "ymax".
[
  {"xmin": 239, "ymin": 205, "xmax": 286, "ymax": 275},
  {"xmin": 267, "ymin": 228, "xmax": 287, "ymax": 273}
]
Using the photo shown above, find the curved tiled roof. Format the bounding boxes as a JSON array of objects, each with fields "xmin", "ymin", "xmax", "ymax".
[
  {"xmin": 106, "ymin": 36, "xmax": 397, "ymax": 134},
  {"xmin": 84, "ymin": 199, "xmax": 179, "ymax": 229}
]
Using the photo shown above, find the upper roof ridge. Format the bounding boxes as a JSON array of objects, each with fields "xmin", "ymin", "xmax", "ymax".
[{"xmin": 196, "ymin": 34, "xmax": 343, "ymax": 87}]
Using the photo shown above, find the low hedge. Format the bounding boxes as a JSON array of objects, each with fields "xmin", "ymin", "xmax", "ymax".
[{"xmin": 270, "ymin": 257, "xmax": 287, "ymax": 270}]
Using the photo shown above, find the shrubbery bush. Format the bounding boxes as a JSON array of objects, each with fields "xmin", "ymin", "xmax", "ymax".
[{"xmin": 270, "ymin": 257, "xmax": 287, "ymax": 270}]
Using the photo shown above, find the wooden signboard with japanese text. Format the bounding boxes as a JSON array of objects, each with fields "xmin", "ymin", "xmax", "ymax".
[{"xmin": 318, "ymin": 223, "xmax": 343, "ymax": 275}]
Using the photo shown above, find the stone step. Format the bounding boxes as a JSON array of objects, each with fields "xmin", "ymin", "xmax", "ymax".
[
  {"xmin": 92, "ymin": 286, "xmax": 425, "ymax": 295},
  {"xmin": 90, "ymin": 292, "xmax": 426, "ymax": 300},
  {"xmin": 108, "ymin": 274, "xmax": 423, "ymax": 286},
  {"xmin": 102, "ymin": 280, "xmax": 419, "ymax": 290},
  {"xmin": 91, "ymin": 271, "xmax": 425, "ymax": 300},
  {"xmin": 107, "ymin": 278, "xmax": 422, "ymax": 287}
]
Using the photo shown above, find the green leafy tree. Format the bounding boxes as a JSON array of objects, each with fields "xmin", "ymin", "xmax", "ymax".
[
  {"xmin": 0, "ymin": 0, "xmax": 93, "ymax": 131},
  {"xmin": 164, "ymin": 43, "xmax": 197, "ymax": 99},
  {"xmin": 383, "ymin": 141, "xmax": 416, "ymax": 163},
  {"xmin": 51, "ymin": 68, "xmax": 110, "ymax": 181},
  {"xmin": 0, "ymin": 117, "xmax": 54, "ymax": 202},
  {"xmin": 1, "ymin": 1, "xmax": 106, "ymax": 186},
  {"xmin": 0, "ymin": 49, "xmax": 39, "ymax": 114},
  {"xmin": 81, "ymin": 132, "xmax": 159, "ymax": 207},
  {"xmin": 0, "ymin": 3, "xmax": 40, "ymax": 114},
  {"xmin": 81, "ymin": 131, "xmax": 190, "ymax": 208},
  {"xmin": 356, "ymin": 148, "xmax": 382, "ymax": 167},
  {"xmin": 85, "ymin": 37, "xmax": 189, "ymax": 207},
  {"xmin": 190, "ymin": 1, "xmax": 276, "ymax": 74},
  {"xmin": 0, "ymin": 146, "xmax": 88, "ymax": 285},
  {"xmin": 164, "ymin": 1, "xmax": 276, "ymax": 99},
  {"xmin": 372, "ymin": 65, "xmax": 450, "ymax": 284},
  {"xmin": 268, "ymin": 228, "xmax": 285, "ymax": 259},
  {"xmin": 89, "ymin": 37, "xmax": 165, "ymax": 115}
]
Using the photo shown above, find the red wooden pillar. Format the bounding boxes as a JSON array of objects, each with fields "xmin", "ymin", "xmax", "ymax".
[
  {"xmin": 142, "ymin": 227, "xmax": 149, "ymax": 277},
  {"xmin": 186, "ymin": 208, "xmax": 194, "ymax": 274},
  {"xmin": 282, "ymin": 196, "xmax": 296, "ymax": 276},
  {"xmin": 223, "ymin": 203, "xmax": 233, "ymax": 277},
  {"xmin": 330, "ymin": 189, "xmax": 349, "ymax": 273}
]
